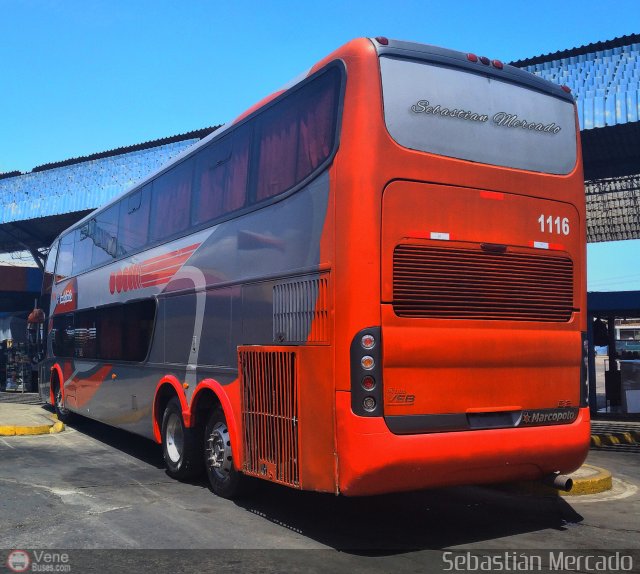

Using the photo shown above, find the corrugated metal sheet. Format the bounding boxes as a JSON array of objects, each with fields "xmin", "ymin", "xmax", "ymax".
[
  {"xmin": 513, "ymin": 37, "xmax": 640, "ymax": 130},
  {"xmin": 0, "ymin": 139, "xmax": 199, "ymax": 225}
]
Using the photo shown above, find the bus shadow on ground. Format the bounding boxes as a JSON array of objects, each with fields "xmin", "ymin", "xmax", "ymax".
[
  {"xmin": 59, "ymin": 413, "xmax": 584, "ymax": 553},
  {"xmin": 235, "ymin": 479, "xmax": 584, "ymax": 554},
  {"xmin": 61, "ymin": 413, "xmax": 166, "ymax": 470}
]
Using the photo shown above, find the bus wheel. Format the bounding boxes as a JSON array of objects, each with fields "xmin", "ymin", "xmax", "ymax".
[
  {"xmin": 204, "ymin": 408, "xmax": 249, "ymax": 499},
  {"xmin": 161, "ymin": 397, "xmax": 203, "ymax": 480},
  {"xmin": 53, "ymin": 379, "xmax": 73, "ymax": 424}
]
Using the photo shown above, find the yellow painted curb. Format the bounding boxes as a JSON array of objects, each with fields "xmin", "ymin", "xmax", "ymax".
[
  {"xmin": 563, "ymin": 465, "xmax": 612, "ymax": 496},
  {"xmin": 591, "ymin": 432, "xmax": 640, "ymax": 447},
  {"xmin": 49, "ymin": 421, "xmax": 65, "ymax": 434},
  {"xmin": 0, "ymin": 415, "xmax": 65, "ymax": 436},
  {"xmin": 506, "ymin": 464, "xmax": 613, "ymax": 497}
]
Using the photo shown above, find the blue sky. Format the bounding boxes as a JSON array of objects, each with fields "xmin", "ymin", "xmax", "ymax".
[{"xmin": 0, "ymin": 0, "xmax": 638, "ymax": 289}]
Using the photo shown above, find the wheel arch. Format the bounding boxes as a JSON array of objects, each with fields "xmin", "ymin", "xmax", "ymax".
[
  {"xmin": 190, "ymin": 379, "xmax": 243, "ymax": 471},
  {"xmin": 50, "ymin": 363, "xmax": 64, "ymax": 407},
  {"xmin": 152, "ymin": 375, "xmax": 189, "ymax": 444}
]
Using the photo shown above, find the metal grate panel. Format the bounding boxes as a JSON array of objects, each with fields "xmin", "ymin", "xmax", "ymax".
[
  {"xmin": 273, "ymin": 275, "xmax": 329, "ymax": 343},
  {"xmin": 239, "ymin": 348, "xmax": 299, "ymax": 487},
  {"xmin": 393, "ymin": 244, "xmax": 574, "ymax": 322},
  {"xmin": 586, "ymin": 174, "xmax": 640, "ymax": 242}
]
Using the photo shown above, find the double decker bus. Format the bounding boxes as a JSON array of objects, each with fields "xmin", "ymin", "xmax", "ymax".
[{"xmin": 40, "ymin": 37, "xmax": 590, "ymax": 498}]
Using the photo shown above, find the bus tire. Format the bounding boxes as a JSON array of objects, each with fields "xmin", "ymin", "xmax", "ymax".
[
  {"xmin": 204, "ymin": 407, "xmax": 250, "ymax": 499},
  {"xmin": 52, "ymin": 378, "xmax": 74, "ymax": 424},
  {"xmin": 161, "ymin": 397, "xmax": 203, "ymax": 480}
]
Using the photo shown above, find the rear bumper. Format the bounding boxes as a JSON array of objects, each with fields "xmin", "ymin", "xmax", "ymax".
[{"xmin": 336, "ymin": 392, "xmax": 590, "ymax": 496}]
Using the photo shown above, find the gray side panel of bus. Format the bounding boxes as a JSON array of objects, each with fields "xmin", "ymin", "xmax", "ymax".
[{"xmin": 77, "ymin": 170, "xmax": 330, "ymax": 439}]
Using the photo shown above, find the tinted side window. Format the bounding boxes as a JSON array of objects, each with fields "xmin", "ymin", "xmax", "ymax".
[
  {"xmin": 90, "ymin": 204, "xmax": 120, "ymax": 266},
  {"xmin": 255, "ymin": 67, "xmax": 340, "ymax": 202},
  {"xmin": 192, "ymin": 126, "xmax": 251, "ymax": 226},
  {"xmin": 58, "ymin": 301, "xmax": 156, "ymax": 362},
  {"xmin": 95, "ymin": 300, "xmax": 156, "ymax": 362},
  {"xmin": 149, "ymin": 159, "xmax": 194, "ymax": 242},
  {"xmin": 43, "ymin": 241, "xmax": 58, "ymax": 294},
  {"xmin": 119, "ymin": 185, "xmax": 151, "ymax": 255},
  {"xmin": 72, "ymin": 228, "xmax": 93, "ymax": 276},
  {"xmin": 51, "ymin": 314, "xmax": 74, "ymax": 358},
  {"xmin": 74, "ymin": 311, "xmax": 97, "ymax": 359},
  {"xmin": 56, "ymin": 233, "xmax": 74, "ymax": 282}
]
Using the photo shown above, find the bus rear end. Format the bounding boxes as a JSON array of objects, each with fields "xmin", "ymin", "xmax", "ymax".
[{"xmin": 335, "ymin": 39, "xmax": 590, "ymax": 495}]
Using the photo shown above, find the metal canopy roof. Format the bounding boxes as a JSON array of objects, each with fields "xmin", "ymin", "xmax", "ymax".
[
  {"xmin": 583, "ymin": 121, "xmax": 640, "ymax": 243},
  {"xmin": 582, "ymin": 121, "xmax": 640, "ymax": 180},
  {"xmin": 0, "ymin": 211, "xmax": 93, "ymax": 254},
  {"xmin": 588, "ymin": 290, "xmax": 640, "ymax": 315}
]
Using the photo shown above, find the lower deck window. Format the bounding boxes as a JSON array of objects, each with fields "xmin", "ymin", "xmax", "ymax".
[{"xmin": 51, "ymin": 300, "xmax": 156, "ymax": 362}]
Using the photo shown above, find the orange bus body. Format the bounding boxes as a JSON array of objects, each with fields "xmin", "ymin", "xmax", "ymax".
[
  {"xmin": 43, "ymin": 37, "xmax": 589, "ymax": 497},
  {"xmin": 298, "ymin": 38, "xmax": 588, "ymax": 495}
]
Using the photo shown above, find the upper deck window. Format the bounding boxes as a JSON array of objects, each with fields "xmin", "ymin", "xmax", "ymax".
[
  {"xmin": 380, "ymin": 56, "xmax": 577, "ymax": 175},
  {"xmin": 256, "ymin": 67, "xmax": 340, "ymax": 201},
  {"xmin": 52, "ymin": 64, "xmax": 342, "ymax": 282}
]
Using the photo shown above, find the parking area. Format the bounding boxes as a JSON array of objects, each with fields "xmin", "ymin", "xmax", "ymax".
[{"xmin": 0, "ymin": 411, "xmax": 639, "ymax": 572}]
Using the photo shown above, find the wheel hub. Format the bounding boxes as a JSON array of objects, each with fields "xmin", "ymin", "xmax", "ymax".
[
  {"xmin": 165, "ymin": 413, "xmax": 184, "ymax": 464},
  {"xmin": 206, "ymin": 421, "xmax": 233, "ymax": 477}
]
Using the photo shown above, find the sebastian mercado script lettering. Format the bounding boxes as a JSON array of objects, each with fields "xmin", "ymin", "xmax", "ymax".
[{"xmin": 411, "ymin": 100, "xmax": 562, "ymax": 134}]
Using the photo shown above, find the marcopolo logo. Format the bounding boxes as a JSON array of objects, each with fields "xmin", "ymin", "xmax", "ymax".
[{"xmin": 520, "ymin": 408, "xmax": 579, "ymax": 427}]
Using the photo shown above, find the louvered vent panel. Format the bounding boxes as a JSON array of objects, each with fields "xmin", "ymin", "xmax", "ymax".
[
  {"xmin": 239, "ymin": 348, "xmax": 299, "ymax": 488},
  {"xmin": 273, "ymin": 275, "xmax": 329, "ymax": 343},
  {"xmin": 393, "ymin": 244, "xmax": 574, "ymax": 322}
]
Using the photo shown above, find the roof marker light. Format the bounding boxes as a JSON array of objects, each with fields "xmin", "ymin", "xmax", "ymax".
[
  {"xmin": 561, "ymin": 85, "xmax": 572, "ymax": 93},
  {"xmin": 479, "ymin": 56, "xmax": 490, "ymax": 65},
  {"xmin": 492, "ymin": 59, "xmax": 504, "ymax": 69},
  {"xmin": 467, "ymin": 53, "xmax": 479, "ymax": 63},
  {"xmin": 375, "ymin": 36, "xmax": 389, "ymax": 45}
]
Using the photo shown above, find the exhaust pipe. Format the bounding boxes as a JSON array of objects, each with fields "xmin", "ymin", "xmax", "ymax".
[{"xmin": 542, "ymin": 473, "xmax": 573, "ymax": 492}]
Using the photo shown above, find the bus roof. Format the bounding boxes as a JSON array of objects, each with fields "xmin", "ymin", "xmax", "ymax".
[{"xmin": 373, "ymin": 37, "xmax": 575, "ymax": 103}]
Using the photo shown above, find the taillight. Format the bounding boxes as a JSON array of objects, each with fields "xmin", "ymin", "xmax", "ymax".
[
  {"xmin": 363, "ymin": 397, "xmax": 377, "ymax": 412},
  {"xmin": 351, "ymin": 327, "xmax": 382, "ymax": 417},
  {"xmin": 361, "ymin": 334, "xmax": 376, "ymax": 349},
  {"xmin": 361, "ymin": 356, "xmax": 375, "ymax": 370},
  {"xmin": 362, "ymin": 376, "xmax": 376, "ymax": 391}
]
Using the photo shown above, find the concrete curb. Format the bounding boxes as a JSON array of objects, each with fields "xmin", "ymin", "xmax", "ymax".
[
  {"xmin": 591, "ymin": 430, "xmax": 640, "ymax": 447},
  {"xmin": 0, "ymin": 415, "xmax": 65, "ymax": 436},
  {"xmin": 505, "ymin": 464, "xmax": 613, "ymax": 497},
  {"xmin": 562, "ymin": 465, "xmax": 612, "ymax": 496}
]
